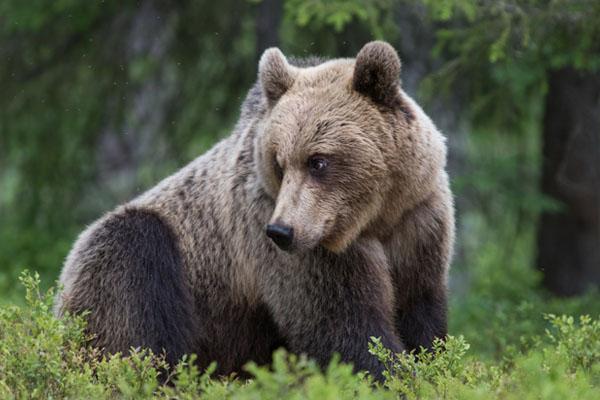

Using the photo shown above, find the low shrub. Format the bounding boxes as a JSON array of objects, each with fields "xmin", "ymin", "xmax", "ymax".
[{"xmin": 0, "ymin": 272, "xmax": 598, "ymax": 399}]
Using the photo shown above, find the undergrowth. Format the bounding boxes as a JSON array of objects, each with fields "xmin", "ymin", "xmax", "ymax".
[{"xmin": 0, "ymin": 272, "xmax": 598, "ymax": 399}]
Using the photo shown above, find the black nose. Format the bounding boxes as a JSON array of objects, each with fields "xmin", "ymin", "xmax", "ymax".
[{"xmin": 266, "ymin": 224, "xmax": 294, "ymax": 250}]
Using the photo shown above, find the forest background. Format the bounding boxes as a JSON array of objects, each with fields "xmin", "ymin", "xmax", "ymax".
[{"xmin": 0, "ymin": 1, "xmax": 599, "ymax": 398}]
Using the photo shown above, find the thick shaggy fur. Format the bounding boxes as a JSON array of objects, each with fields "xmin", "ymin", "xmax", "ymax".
[{"xmin": 55, "ymin": 41, "xmax": 455, "ymax": 379}]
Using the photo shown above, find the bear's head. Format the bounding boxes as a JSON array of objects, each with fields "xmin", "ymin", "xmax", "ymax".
[{"xmin": 255, "ymin": 41, "xmax": 446, "ymax": 254}]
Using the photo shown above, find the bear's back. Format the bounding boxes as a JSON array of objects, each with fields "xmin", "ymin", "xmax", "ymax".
[{"xmin": 129, "ymin": 132, "xmax": 275, "ymax": 305}]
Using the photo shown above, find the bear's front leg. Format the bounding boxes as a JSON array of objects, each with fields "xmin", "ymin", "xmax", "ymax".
[
  {"xmin": 394, "ymin": 281, "xmax": 448, "ymax": 352},
  {"xmin": 388, "ymin": 193, "xmax": 453, "ymax": 353},
  {"xmin": 261, "ymin": 239, "xmax": 402, "ymax": 380}
]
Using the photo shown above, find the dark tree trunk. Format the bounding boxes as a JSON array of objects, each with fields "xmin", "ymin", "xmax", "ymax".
[
  {"xmin": 537, "ymin": 68, "xmax": 600, "ymax": 296},
  {"xmin": 255, "ymin": 0, "xmax": 282, "ymax": 58}
]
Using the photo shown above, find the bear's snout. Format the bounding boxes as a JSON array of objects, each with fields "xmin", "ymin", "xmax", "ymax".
[{"xmin": 265, "ymin": 223, "xmax": 294, "ymax": 251}]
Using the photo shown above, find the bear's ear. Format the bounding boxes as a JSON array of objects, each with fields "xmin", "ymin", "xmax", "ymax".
[
  {"xmin": 259, "ymin": 47, "xmax": 295, "ymax": 106},
  {"xmin": 353, "ymin": 41, "xmax": 402, "ymax": 108}
]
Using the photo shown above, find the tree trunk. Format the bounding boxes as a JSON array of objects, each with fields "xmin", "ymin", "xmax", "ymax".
[
  {"xmin": 255, "ymin": 0, "xmax": 282, "ymax": 57},
  {"xmin": 537, "ymin": 68, "xmax": 600, "ymax": 296}
]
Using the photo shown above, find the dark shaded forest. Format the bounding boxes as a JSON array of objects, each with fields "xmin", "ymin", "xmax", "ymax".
[{"xmin": 0, "ymin": 1, "xmax": 599, "ymax": 398}]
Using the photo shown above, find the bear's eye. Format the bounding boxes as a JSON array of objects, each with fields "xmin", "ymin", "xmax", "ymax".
[
  {"xmin": 273, "ymin": 157, "xmax": 284, "ymax": 181},
  {"xmin": 307, "ymin": 155, "xmax": 329, "ymax": 177}
]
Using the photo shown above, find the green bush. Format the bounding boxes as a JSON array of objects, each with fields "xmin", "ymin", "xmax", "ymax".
[{"xmin": 0, "ymin": 272, "xmax": 598, "ymax": 399}]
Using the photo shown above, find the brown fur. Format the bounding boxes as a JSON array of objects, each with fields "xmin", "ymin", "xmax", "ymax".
[{"xmin": 55, "ymin": 41, "xmax": 454, "ymax": 380}]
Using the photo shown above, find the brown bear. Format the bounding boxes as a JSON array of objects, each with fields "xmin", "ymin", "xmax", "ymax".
[{"xmin": 55, "ymin": 41, "xmax": 454, "ymax": 379}]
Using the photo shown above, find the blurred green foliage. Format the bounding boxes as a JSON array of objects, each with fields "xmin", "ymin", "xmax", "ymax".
[
  {"xmin": 0, "ymin": 0, "xmax": 599, "ymax": 396},
  {"xmin": 0, "ymin": 0, "xmax": 259, "ymax": 297},
  {"xmin": 286, "ymin": 0, "xmax": 395, "ymax": 36},
  {"xmin": 421, "ymin": 0, "xmax": 600, "ymax": 131}
]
